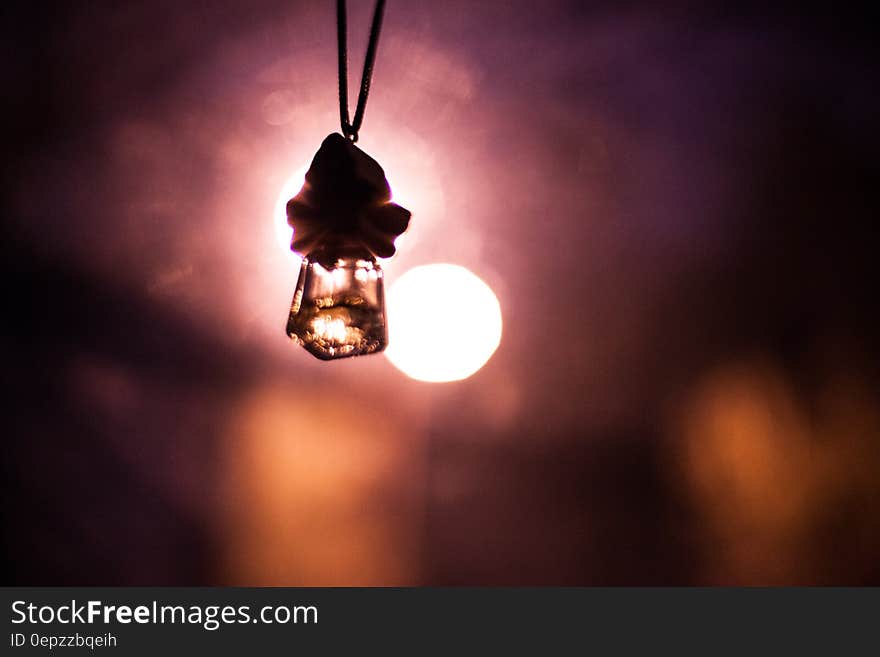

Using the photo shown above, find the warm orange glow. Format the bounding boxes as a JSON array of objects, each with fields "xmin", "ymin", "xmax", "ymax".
[
  {"xmin": 385, "ymin": 264, "xmax": 502, "ymax": 382},
  {"xmin": 218, "ymin": 382, "xmax": 419, "ymax": 585}
]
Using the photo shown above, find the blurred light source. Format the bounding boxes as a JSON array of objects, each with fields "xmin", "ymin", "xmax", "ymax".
[
  {"xmin": 273, "ymin": 165, "xmax": 309, "ymax": 253},
  {"xmin": 385, "ymin": 264, "xmax": 502, "ymax": 382},
  {"xmin": 219, "ymin": 382, "xmax": 418, "ymax": 585}
]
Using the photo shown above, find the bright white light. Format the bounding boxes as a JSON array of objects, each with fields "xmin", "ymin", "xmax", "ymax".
[
  {"xmin": 385, "ymin": 264, "xmax": 502, "ymax": 383},
  {"xmin": 273, "ymin": 165, "xmax": 309, "ymax": 254}
]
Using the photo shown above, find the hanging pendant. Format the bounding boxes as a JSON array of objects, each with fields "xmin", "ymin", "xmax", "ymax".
[{"xmin": 285, "ymin": 133, "xmax": 411, "ymax": 360}]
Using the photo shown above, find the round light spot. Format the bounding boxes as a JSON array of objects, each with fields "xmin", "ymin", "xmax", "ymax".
[{"xmin": 385, "ymin": 264, "xmax": 502, "ymax": 382}]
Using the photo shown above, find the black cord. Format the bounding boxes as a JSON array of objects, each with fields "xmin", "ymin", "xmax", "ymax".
[{"xmin": 337, "ymin": 0, "xmax": 387, "ymax": 143}]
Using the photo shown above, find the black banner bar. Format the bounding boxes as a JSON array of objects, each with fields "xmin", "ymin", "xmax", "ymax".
[{"xmin": 1, "ymin": 588, "xmax": 875, "ymax": 654}]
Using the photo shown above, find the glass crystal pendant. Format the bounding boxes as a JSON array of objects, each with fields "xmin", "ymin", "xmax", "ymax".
[
  {"xmin": 284, "ymin": 134, "xmax": 410, "ymax": 361},
  {"xmin": 286, "ymin": 245, "xmax": 386, "ymax": 360}
]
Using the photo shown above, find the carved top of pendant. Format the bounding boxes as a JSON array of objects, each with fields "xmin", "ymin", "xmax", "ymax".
[{"xmin": 286, "ymin": 133, "xmax": 412, "ymax": 259}]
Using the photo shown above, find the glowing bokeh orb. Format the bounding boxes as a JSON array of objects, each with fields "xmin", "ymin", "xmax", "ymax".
[
  {"xmin": 273, "ymin": 165, "xmax": 309, "ymax": 254},
  {"xmin": 385, "ymin": 264, "xmax": 502, "ymax": 382}
]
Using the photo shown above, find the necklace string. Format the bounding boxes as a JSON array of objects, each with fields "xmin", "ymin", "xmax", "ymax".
[{"xmin": 337, "ymin": 0, "xmax": 387, "ymax": 143}]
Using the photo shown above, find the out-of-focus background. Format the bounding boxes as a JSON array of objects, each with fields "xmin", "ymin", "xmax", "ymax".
[{"xmin": 3, "ymin": 0, "xmax": 879, "ymax": 585}]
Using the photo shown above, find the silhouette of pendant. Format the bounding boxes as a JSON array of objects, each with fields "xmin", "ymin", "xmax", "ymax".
[{"xmin": 284, "ymin": 134, "xmax": 411, "ymax": 360}]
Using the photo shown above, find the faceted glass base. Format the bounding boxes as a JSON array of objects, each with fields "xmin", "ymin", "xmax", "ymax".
[{"xmin": 286, "ymin": 247, "xmax": 387, "ymax": 360}]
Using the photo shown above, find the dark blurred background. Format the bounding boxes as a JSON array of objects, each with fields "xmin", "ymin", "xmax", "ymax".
[{"xmin": 3, "ymin": 0, "xmax": 879, "ymax": 584}]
